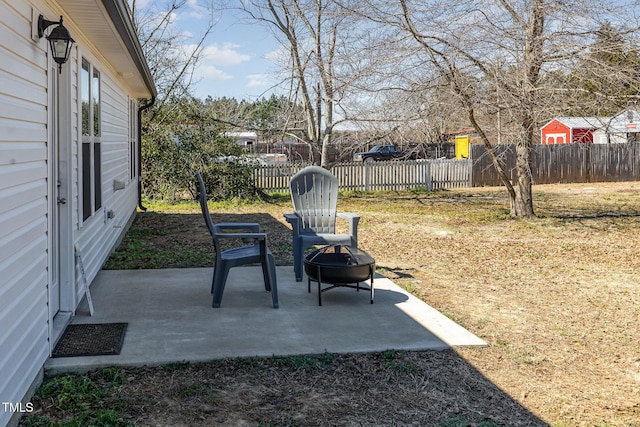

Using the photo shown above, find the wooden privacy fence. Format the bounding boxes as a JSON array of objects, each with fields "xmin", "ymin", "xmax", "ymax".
[
  {"xmin": 471, "ymin": 142, "xmax": 640, "ymax": 186},
  {"xmin": 254, "ymin": 159, "xmax": 472, "ymax": 192}
]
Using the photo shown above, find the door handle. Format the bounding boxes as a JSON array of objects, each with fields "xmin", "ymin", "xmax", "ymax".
[{"xmin": 57, "ymin": 197, "xmax": 67, "ymax": 205}]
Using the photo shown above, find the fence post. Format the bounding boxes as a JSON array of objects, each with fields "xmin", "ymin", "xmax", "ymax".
[{"xmin": 364, "ymin": 161, "xmax": 371, "ymax": 191}]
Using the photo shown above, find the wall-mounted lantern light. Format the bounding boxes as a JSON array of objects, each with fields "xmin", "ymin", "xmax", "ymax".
[{"xmin": 38, "ymin": 15, "xmax": 75, "ymax": 73}]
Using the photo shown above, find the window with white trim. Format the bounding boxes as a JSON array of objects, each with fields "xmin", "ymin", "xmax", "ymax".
[{"xmin": 81, "ymin": 59, "xmax": 101, "ymax": 221}]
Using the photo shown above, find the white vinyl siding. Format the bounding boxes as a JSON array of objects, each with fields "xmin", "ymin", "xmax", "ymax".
[
  {"xmin": 74, "ymin": 52, "xmax": 139, "ymax": 308},
  {"xmin": 1, "ymin": 1, "xmax": 144, "ymax": 425},
  {"xmin": 0, "ymin": 1, "xmax": 50, "ymax": 424}
]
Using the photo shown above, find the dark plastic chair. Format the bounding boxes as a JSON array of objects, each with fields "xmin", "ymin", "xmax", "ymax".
[
  {"xmin": 196, "ymin": 171, "xmax": 278, "ymax": 308},
  {"xmin": 284, "ymin": 166, "xmax": 360, "ymax": 282}
]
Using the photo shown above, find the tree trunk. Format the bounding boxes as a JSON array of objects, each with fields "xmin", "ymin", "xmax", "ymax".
[
  {"xmin": 505, "ymin": 0, "xmax": 543, "ymax": 218},
  {"xmin": 511, "ymin": 142, "xmax": 535, "ymax": 217},
  {"xmin": 320, "ymin": 130, "xmax": 334, "ymax": 167}
]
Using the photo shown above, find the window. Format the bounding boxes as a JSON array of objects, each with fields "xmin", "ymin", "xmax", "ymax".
[{"xmin": 81, "ymin": 59, "xmax": 101, "ymax": 221}]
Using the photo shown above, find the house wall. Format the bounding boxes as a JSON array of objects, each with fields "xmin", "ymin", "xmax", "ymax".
[
  {"xmin": 593, "ymin": 130, "xmax": 608, "ymax": 144},
  {"xmin": 541, "ymin": 120, "xmax": 570, "ymax": 144},
  {"xmin": 572, "ymin": 128, "xmax": 594, "ymax": 143},
  {"xmin": 608, "ymin": 133, "xmax": 632, "ymax": 144},
  {"xmin": 0, "ymin": 1, "xmax": 141, "ymax": 425},
  {"xmin": 0, "ymin": 1, "xmax": 54, "ymax": 425},
  {"xmin": 541, "ymin": 120, "xmax": 596, "ymax": 144},
  {"xmin": 72, "ymin": 47, "xmax": 140, "ymax": 304}
]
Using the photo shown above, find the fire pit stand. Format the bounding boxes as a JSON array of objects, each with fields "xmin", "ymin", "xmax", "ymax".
[{"xmin": 304, "ymin": 245, "xmax": 375, "ymax": 306}]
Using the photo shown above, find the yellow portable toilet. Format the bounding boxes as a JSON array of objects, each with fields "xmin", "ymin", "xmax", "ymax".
[{"xmin": 455, "ymin": 135, "xmax": 470, "ymax": 159}]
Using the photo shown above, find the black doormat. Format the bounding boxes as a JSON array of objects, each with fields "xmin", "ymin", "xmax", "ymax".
[{"xmin": 52, "ymin": 323, "xmax": 127, "ymax": 358}]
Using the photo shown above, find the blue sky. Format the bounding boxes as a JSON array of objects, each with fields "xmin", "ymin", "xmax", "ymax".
[
  {"xmin": 134, "ymin": 1, "xmax": 282, "ymax": 101},
  {"xmin": 139, "ymin": 0, "xmax": 640, "ymax": 102},
  {"xmin": 191, "ymin": 11, "xmax": 282, "ymax": 100}
]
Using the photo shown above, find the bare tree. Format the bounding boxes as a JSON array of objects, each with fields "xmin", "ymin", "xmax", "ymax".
[
  {"xmin": 569, "ymin": 21, "xmax": 640, "ymax": 116},
  {"xmin": 130, "ymin": 0, "xmax": 216, "ymax": 116},
  {"xmin": 352, "ymin": 0, "xmax": 640, "ymax": 217},
  {"xmin": 129, "ymin": 1, "xmax": 221, "ymax": 198},
  {"xmin": 241, "ymin": 0, "xmax": 372, "ymax": 167}
]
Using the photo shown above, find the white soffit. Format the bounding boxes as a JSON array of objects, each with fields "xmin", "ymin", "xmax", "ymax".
[{"xmin": 57, "ymin": 0, "xmax": 155, "ymax": 98}]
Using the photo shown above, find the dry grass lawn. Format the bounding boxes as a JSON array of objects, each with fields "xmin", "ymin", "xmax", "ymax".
[{"xmin": 25, "ymin": 181, "xmax": 639, "ymax": 426}]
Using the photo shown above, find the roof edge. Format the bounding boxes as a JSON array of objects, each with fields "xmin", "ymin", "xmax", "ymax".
[{"xmin": 101, "ymin": 0, "xmax": 157, "ymax": 98}]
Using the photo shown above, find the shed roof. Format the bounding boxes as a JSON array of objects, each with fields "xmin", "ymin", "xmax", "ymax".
[
  {"xmin": 225, "ymin": 132, "xmax": 258, "ymax": 139},
  {"xmin": 607, "ymin": 109, "xmax": 640, "ymax": 133},
  {"xmin": 550, "ymin": 117, "xmax": 610, "ymax": 129}
]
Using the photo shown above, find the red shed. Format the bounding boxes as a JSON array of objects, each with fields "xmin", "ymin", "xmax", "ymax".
[{"xmin": 540, "ymin": 117, "xmax": 604, "ymax": 144}]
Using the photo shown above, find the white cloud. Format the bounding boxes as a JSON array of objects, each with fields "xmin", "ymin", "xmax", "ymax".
[
  {"xmin": 183, "ymin": 7, "xmax": 211, "ymax": 20},
  {"xmin": 201, "ymin": 43, "xmax": 251, "ymax": 66},
  {"xmin": 247, "ymin": 73, "xmax": 269, "ymax": 88},
  {"xmin": 191, "ymin": 43, "xmax": 249, "ymax": 83},
  {"xmin": 197, "ymin": 65, "xmax": 233, "ymax": 81}
]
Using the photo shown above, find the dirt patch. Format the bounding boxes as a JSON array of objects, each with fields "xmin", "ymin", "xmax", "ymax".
[{"xmin": 26, "ymin": 182, "xmax": 640, "ymax": 426}]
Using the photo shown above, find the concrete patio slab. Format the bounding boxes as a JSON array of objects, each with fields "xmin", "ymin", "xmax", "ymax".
[{"xmin": 45, "ymin": 267, "xmax": 486, "ymax": 374}]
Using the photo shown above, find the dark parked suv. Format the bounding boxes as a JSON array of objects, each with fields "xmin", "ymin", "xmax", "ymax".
[{"xmin": 353, "ymin": 145, "xmax": 405, "ymax": 162}]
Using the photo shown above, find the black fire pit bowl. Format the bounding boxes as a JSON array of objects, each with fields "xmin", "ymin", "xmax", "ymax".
[
  {"xmin": 304, "ymin": 245, "xmax": 375, "ymax": 284},
  {"xmin": 304, "ymin": 245, "xmax": 376, "ymax": 305}
]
